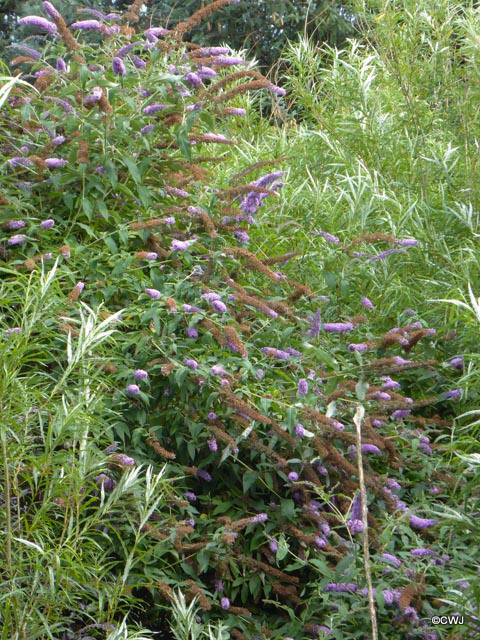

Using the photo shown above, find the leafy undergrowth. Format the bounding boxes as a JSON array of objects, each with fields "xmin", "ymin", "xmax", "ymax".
[{"xmin": 1, "ymin": 1, "xmax": 479, "ymax": 639}]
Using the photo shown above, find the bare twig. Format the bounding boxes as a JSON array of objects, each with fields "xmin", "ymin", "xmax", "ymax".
[{"xmin": 354, "ymin": 405, "xmax": 378, "ymax": 640}]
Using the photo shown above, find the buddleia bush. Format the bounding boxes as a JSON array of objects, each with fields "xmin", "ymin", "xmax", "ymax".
[{"xmin": 1, "ymin": 1, "xmax": 478, "ymax": 639}]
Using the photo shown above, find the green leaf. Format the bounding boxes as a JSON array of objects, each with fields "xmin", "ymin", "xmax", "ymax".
[
  {"xmin": 97, "ymin": 199, "xmax": 109, "ymax": 220},
  {"xmin": 276, "ymin": 537, "xmax": 289, "ymax": 561},
  {"xmin": 175, "ymin": 367, "xmax": 188, "ymax": 388},
  {"xmin": 355, "ymin": 379, "xmax": 369, "ymax": 401},
  {"xmin": 335, "ymin": 554, "xmax": 354, "ymax": 580},
  {"xmin": 243, "ymin": 470, "xmax": 258, "ymax": 493},
  {"xmin": 82, "ymin": 197, "xmax": 92, "ymax": 220},
  {"xmin": 104, "ymin": 236, "xmax": 118, "ymax": 255},
  {"xmin": 324, "ymin": 271, "xmax": 337, "ymax": 290},
  {"xmin": 197, "ymin": 549, "xmax": 210, "ymax": 573},
  {"xmin": 124, "ymin": 156, "xmax": 142, "ymax": 184},
  {"xmin": 280, "ymin": 498, "xmax": 295, "ymax": 520}
]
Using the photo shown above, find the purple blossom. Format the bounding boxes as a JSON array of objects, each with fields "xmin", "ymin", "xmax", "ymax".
[
  {"xmin": 170, "ymin": 238, "xmax": 196, "ymax": 251},
  {"xmin": 349, "ymin": 343, "xmax": 370, "ymax": 352},
  {"xmin": 385, "ymin": 478, "xmax": 401, "ymax": 491},
  {"xmin": 449, "ymin": 356, "xmax": 464, "ymax": 370},
  {"xmin": 11, "ymin": 44, "xmax": 41, "ymax": 59},
  {"xmin": 141, "ymin": 125, "xmax": 154, "ymax": 134},
  {"xmin": 324, "ymin": 322, "xmax": 354, "ymax": 333},
  {"xmin": 314, "ymin": 230, "xmax": 340, "ymax": 244},
  {"xmin": 52, "ymin": 135, "xmax": 65, "ymax": 145},
  {"xmin": 184, "ymin": 72, "xmax": 202, "ymax": 87},
  {"xmin": 8, "ymin": 157, "xmax": 33, "ymax": 168},
  {"xmin": 252, "ymin": 513, "xmax": 268, "ymax": 523},
  {"xmin": 444, "ymin": 389, "xmax": 462, "ymax": 401},
  {"xmin": 207, "ymin": 412, "xmax": 217, "ymax": 421},
  {"xmin": 186, "ymin": 327, "xmax": 198, "ymax": 339},
  {"xmin": 78, "ymin": 8, "xmax": 106, "ymax": 19},
  {"xmin": 145, "ymin": 27, "xmax": 169, "ymax": 42},
  {"xmin": 185, "ymin": 491, "xmax": 197, "ymax": 502},
  {"xmin": 197, "ymin": 469, "xmax": 211, "ymax": 482},
  {"xmin": 4, "ymin": 220, "xmax": 25, "ymax": 230},
  {"xmin": 84, "ymin": 87, "xmax": 103, "ymax": 106},
  {"xmin": 184, "ymin": 358, "xmax": 199, "ymax": 370},
  {"xmin": 409, "ymin": 515, "xmax": 438, "ymax": 530},
  {"xmin": 367, "ymin": 248, "xmax": 406, "ymax": 262},
  {"xmin": 125, "ymin": 384, "xmax": 140, "ymax": 396},
  {"xmin": 112, "ymin": 57, "xmax": 126, "ymax": 76},
  {"xmin": 196, "ymin": 65, "xmax": 218, "ymax": 80},
  {"xmin": 215, "ymin": 579, "xmax": 224, "ymax": 592},
  {"xmin": 207, "ymin": 438, "xmax": 218, "ymax": 452},
  {"xmin": 223, "ymin": 107, "xmax": 247, "ymax": 116},
  {"xmin": 382, "ymin": 589, "xmax": 401, "ymax": 605},
  {"xmin": 105, "ymin": 442, "xmax": 119, "ymax": 453},
  {"xmin": 95, "ymin": 474, "xmax": 116, "ymax": 492},
  {"xmin": 418, "ymin": 442, "xmax": 433, "ymax": 455},
  {"xmin": 210, "ymin": 56, "xmax": 245, "ymax": 66},
  {"xmin": 145, "ymin": 288, "xmax": 161, "ymax": 300},
  {"xmin": 196, "ymin": 47, "xmax": 230, "ymax": 56},
  {"xmin": 18, "ymin": 16, "xmax": 57, "ymax": 35},
  {"xmin": 381, "ymin": 376, "xmax": 400, "ymax": 390},
  {"xmin": 71, "ymin": 20, "xmax": 104, "ymax": 31},
  {"xmin": 256, "ymin": 369, "xmax": 264, "ymax": 380},
  {"xmin": 347, "ymin": 492, "xmax": 364, "ymax": 535},
  {"xmin": 211, "ymin": 300, "xmax": 227, "ymax": 314},
  {"xmin": 323, "ymin": 583, "xmax": 357, "ymax": 593},
  {"xmin": 133, "ymin": 369, "xmax": 148, "ymax": 380},
  {"xmin": 201, "ymin": 292, "xmax": 221, "ymax": 302},
  {"xmin": 306, "ymin": 309, "xmax": 322, "ymax": 338},
  {"xmin": 5, "ymin": 327, "xmax": 21, "ymax": 337},
  {"xmin": 298, "ymin": 379, "xmax": 309, "ymax": 398},
  {"xmin": 261, "ymin": 347, "xmax": 291, "ymax": 359},
  {"xmin": 332, "ymin": 421, "xmax": 345, "ymax": 431},
  {"xmin": 348, "ymin": 444, "xmax": 383, "ymax": 456},
  {"xmin": 45, "ymin": 158, "xmax": 67, "ymax": 168},
  {"xmin": 269, "ymin": 84, "xmax": 286, "ymax": 96},
  {"xmin": 410, "ymin": 548, "xmax": 437, "ymax": 557},
  {"xmin": 183, "ymin": 304, "xmax": 203, "ymax": 313},
  {"xmin": 372, "ymin": 391, "xmax": 391, "ymax": 401},
  {"xmin": 221, "ymin": 597, "xmax": 230, "ymax": 610},
  {"xmin": 211, "ymin": 365, "xmax": 226, "ymax": 376},
  {"xmin": 269, "ymin": 538, "xmax": 278, "ymax": 552},
  {"xmin": 381, "ymin": 553, "xmax": 402, "ymax": 568},
  {"xmin": 361, "ymin": 296, "xmax": 374, "ymax": 309},
  {"xmin": 288, "ymin": 472, "xmax": 299, "ymax": 482},
  {"xmin": 116, "ymin": 43, "xmax": 137, "ymax": 58},
  {"xmin": 201, "ymin": 133, "xmax": 231, "ymax": 143},
  {"xmin": 7, "ymin": 234, "xmax": 27, "ymax": 246},
  {"xmin": 240, "ymin": 171, "xmax": 284, "ymax": 215},
  {"xmin": 142, "ymin": 103, "xmax": 171, "ymax": 115},
  {"xmin": 166, "ymin": 186, "xmax": 190, "ymax": 198},
  {"xmin": 392, "ymin": 409, "xmax": 411, "ymax": 420},
  {"xmin": 372, "ymin": 419, "xmax": 384, "ymax": 427},
  {"xmin": 295, "ymin": 423, "xmax": 306, "ymax": 437},
  {"xmin": 132, "ymin": 56, "xmax": 147, "ymax": 70},
  {"xmin": 285, "ymin": 347, "xmax": 302, "ymax": 356},
  {"xmin": 111, "ymin": 453, "xmax": 135, "ymax": 467},
  {"xmin": 43, "ymin": 2, "xmax": 61, "ymax": 20},
  {"xmin": 396, "ymin": 238, "xmax": 418, "ymax": 247},
  {"xmin": 234, "ymin": 230, "xmax": 250, "ymax": 244}
]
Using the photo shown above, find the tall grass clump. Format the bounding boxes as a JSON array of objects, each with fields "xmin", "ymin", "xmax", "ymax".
[{"xmin": 1, "ymin": 0, "xmax": 479, "ymax": 638}]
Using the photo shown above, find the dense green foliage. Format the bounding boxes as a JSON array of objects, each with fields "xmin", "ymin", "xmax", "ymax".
[
  {"xmin": 1, "ymin": 0, "xmax": 480, "ymax": 639},
  {"xmin": 1, "ymin": 0, "xmax": 354, "ymax": 71}
]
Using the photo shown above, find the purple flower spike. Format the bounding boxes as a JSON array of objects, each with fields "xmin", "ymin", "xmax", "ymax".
[
  {"xmin": 132, "ymin": 56, "xmax": 147, "ymax": 70},
  {"xmin": 43, "ymin": 2, "xmax": 61, "ymax": 20},
  {"xmin": 396, "ymin": 238, "xmax": 418, "ymax": 247},
  {"xmin": 444, "ymin": 389, "xmax": 462, "ymax": 401},
  {"xmin": 112, "ymin": 57, "xmax": 126, "ymax": 76},
  {"xmin": 298, "ymin": 378, "xmax": 309, "ymax": 398},
  {"xmin": 141, "ymin": 125, "xmax": 154, "ymax": 134},
  {"xmin": 145, "ymin": 288, "xmax": 161, "ymax": 300},
  {"xmin": 207, "ymin": 438, "xmax": 218, "ymax": 452},
  {"xmin": 324, "ymin": 322, "xmax": 354, "ymax": 333},
  {"xmin": 361, "ymin": 296, "xmax": 374, "ymax": 309},
  {"xmin": 314, "ymin": 230, "xmax": 340, "ymax": 244},
  {"xmin": 253, "ymin": 513, "xmax": 268, "ymax": 523},
  {"xmin": 295, "ymin": 423, "xmax": 306, "ymax": 437},
  {"xmin": 197, "ymin": 469, "xmax": 211, "ymax": 482},
  {"xmin": 186, "ymin": 327, "xmax": 198, "ymax": 339},
  {"xmin": 409, "ymin": 515, "xmax": 438, "ymax": 530},
  {"xmin": 347, "ymin": 492, "xmax": 364, "ymax": 535},
  {"xmin": 126, "ymin": 384, "xmax": 140, "ymax": 396},
  {"xmin": 185, "ymin": 491, "xmax": 197, "ymax": 502},
  {"xmin": 111, "ymin": 453, "xmax": 135, "ymax": 467},
  {"xmin": 116, "ymin": 43, "xmax": 136, "ymax": 58},
  {"xmin": 170, "ymin": 238, "xmax": 196, "ymax": 251},
  {"xmin": 410, "ymin": 548, "xmax": 437, "ymax": 557},
  {"xmin": 382, "ymin": 553, "xmax": 402, "ymax": 568},
  {"xmin": 349, "ymin": 343, "xmax": 370, "ymax": 352},
  {"xmin": 207, "ymin": 412, "xmax": 217, "ymax": 421},
  {"xmin": 211, "ymin": 300, "xmax": 227, "ymax": 314},
  {"xmin": 18, "ymin": 16, "xmax": 57, "ymax": 35},
  {"xmin": 45, "ymin": 158, "xmax": 67, "ymax": 168},
  {"xmin": 95, "ymin": 474, "xmax": 116, "ymax": 492},
  {"xmin": 256, "ymin": 369, "xmax": 265, "ymax": 380},
  {"xmin": 4, "ymin": 220, "xmax": 25, "ymax": 230},
  {"xmin": 392, "ymin": 409, "xmax": 411, "ymax": 420},
  {"xmin": 324, "ymin": 583, "xmax": 357, "ymax": 593},
  {"xmin": 183, "ymin": 304, "xmax": 203, "ymax": 313},
  {"xmin": 143, "ymin": 103, "xmax": 170, "ymax": 115},
  {"xmin": 221, "ymin": 597, "xmax": 230, "ymax": 610},
  {"xmin": 211, "ymin": 365, "xmax": 226, "ymax": 376},
  {"xmin": 133, "ymin": 369, "xmax": 149, "ymax": 380},
  {"xmin": 449, "ymin": 356, "xmax": 464, "ymax": 370},
  {"xmin": 184, "ymin": 358, "xmax": 199, "ymax": 370},
  {"xmin": 269, "ymin": 538, "xmax": 278, "ymax": 552},
  {"xmin": 288, "ymin": 471, "xmax": 299, "ymax": 483},
  {"xmin": 71, "ymin": 20, "xmax": 104, "ymax": 31},
  {"xmin": 40, "ymin": 219, "xmax": 55, "ymax": 229},
  {"xmin": 7, "ymin": 234, "xmax": 27, "ymax": 246},
  {"xmin": 381, "ymin": 376, "xmax": 401, "ymax": 390}
]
